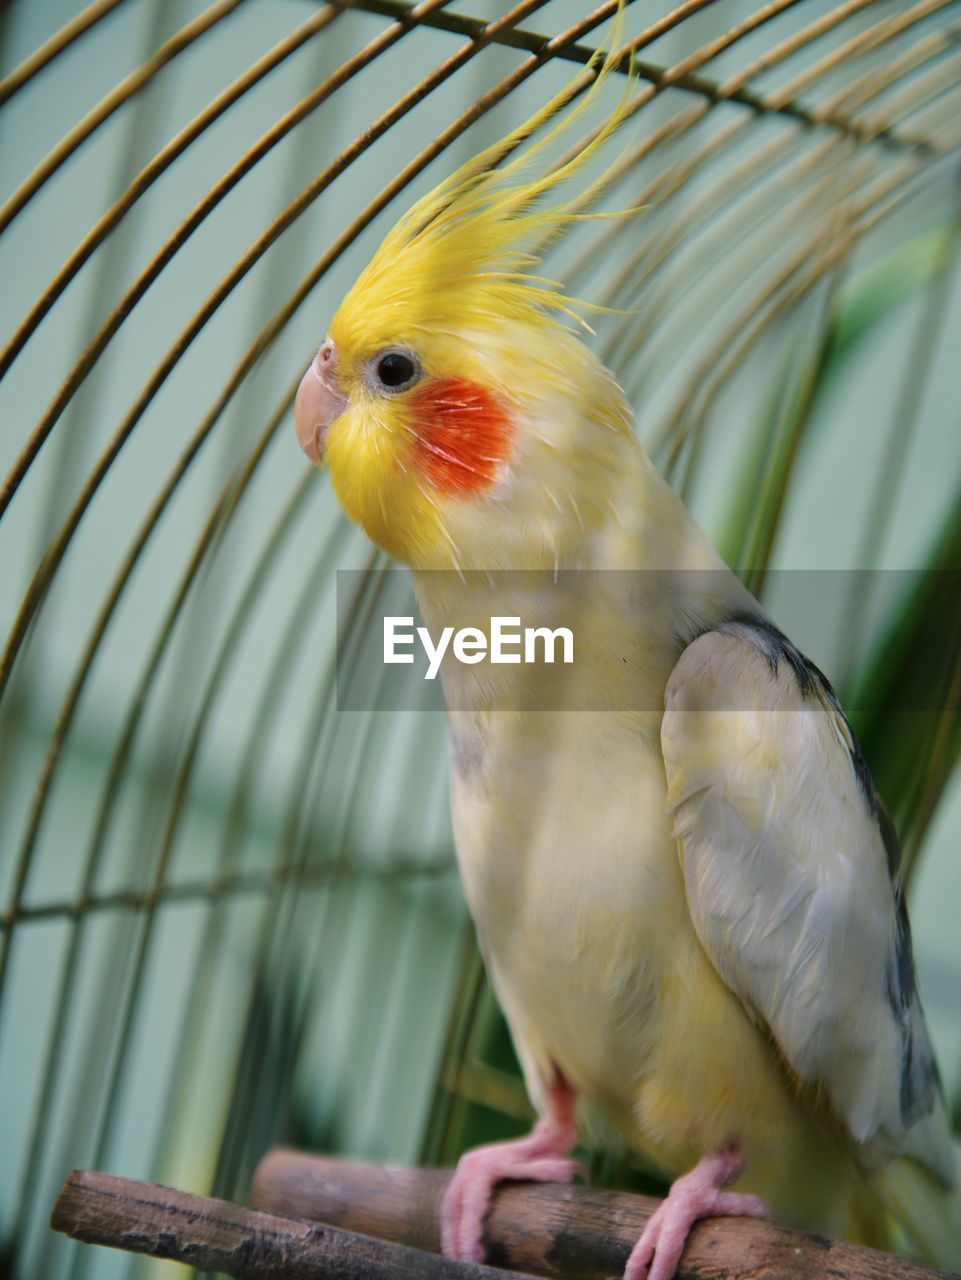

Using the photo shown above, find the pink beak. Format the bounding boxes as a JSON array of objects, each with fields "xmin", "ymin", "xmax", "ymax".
[{"xmin": 294, "ymin": 338, "xmax": 348, "ymax": 465}]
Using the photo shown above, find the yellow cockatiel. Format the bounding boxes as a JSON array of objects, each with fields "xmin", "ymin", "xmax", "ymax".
[{"xmin": 293, "ymin": 32, "xmax": 961, "ymax": 1280}]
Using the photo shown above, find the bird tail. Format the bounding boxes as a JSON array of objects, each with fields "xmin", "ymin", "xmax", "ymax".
[{"xmin": 873, "ymin": 1143, "xmax": 961, "ymax": 1271}]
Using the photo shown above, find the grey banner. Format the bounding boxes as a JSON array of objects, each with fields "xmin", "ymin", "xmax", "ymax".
[{"xmin": 335, "ymin": 568, "xmax": 959, "ymax": 714}]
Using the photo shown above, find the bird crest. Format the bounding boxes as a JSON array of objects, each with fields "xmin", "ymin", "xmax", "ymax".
[{"xmin": 330, "ymin": 20, "xmax": 638, "ymax": 362}]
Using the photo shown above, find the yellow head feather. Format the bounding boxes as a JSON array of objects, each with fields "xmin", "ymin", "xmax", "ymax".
[
  {"xmin": 320, "ymin": 15, "xmax": 640, "ymax": 568},
  {"xmin": 330, "ymin": 25, "xmax": 637, "ymax": 368}
]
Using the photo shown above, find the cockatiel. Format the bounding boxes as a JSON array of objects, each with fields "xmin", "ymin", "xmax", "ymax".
[{"xmin": 293, "ymin": 31, "xmax": 961, "ymax": 1280}]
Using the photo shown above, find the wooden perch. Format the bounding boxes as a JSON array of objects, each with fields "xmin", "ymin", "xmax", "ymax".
[
  {"xmin": 51, "ymin": 1169, "xmax": 541, "ymax": 1280},
  {"xmin": 250, "ymin": 1149, "xmax": 960, "ymax": 1280}
]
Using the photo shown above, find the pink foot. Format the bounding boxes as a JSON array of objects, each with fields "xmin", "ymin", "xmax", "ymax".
[
  {"xmin": 624, "ymin": 1147, "xmax": 772, "ymax": 1280},
  {"xmin": 440, "ymin": 1073, "xmax": 583, "ymax": 1262}
]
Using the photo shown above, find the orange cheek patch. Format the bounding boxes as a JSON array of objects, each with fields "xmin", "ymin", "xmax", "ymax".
[{"xmin": 408, "ymin": 377, "xmax": 513, "ymax": 495}]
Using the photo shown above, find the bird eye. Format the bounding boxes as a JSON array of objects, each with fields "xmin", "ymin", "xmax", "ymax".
[{"xmin": 374, "ymin": 349, "xmax": 419, "ymax": 392}]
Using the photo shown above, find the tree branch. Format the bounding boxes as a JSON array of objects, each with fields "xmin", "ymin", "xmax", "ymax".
[
  {"xmin": 249, "ymin": 1150, "xmax": 960, "ymax": 1280},
  {"xmin": 50, "ymin": 1169, "xmax": 540, "ymax": 1280}
]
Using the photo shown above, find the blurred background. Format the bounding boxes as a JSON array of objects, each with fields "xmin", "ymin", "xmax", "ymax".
[{"xmin": 0, "ymin": 0, "xmax": 959, "ymax": 1276}]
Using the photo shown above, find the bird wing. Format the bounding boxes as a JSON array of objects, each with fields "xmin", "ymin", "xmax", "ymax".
[{"xmin": 660, "ymin": 617, "xmax": 953, "ymax": 1185}]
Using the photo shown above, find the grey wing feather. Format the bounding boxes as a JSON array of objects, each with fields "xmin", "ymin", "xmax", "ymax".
[{"xmin": 661, "ymin": 618, "xmax": 953, "ymax": 1185}]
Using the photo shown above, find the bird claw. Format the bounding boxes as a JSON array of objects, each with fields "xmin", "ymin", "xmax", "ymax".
[
  {"xmin": 440, "ymin": 1140, "xmax": 583, "ymax": 1260},
  {"xmin": 441, "ymin": 1072, "xmax": 582, "ymax": 1262},
  {"xmin": 624, "ymin": 1149, "xmax": 772, "ymax": 1280}
]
